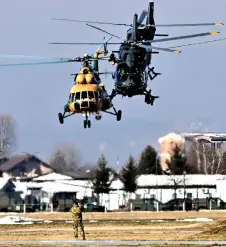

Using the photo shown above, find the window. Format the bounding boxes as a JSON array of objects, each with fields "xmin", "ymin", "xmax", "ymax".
[
  {"xmin": 81, "ymin": 91, "xmax": 87, "ymax": 99},
  {"xmin": 88, "ymin": 91, "xmax": 94, "ymax": 100},
  {"xmin": 75, "ymin": 92, "xmax": 80, "ymax": 100},
  {"xmin": 71, "ymin": 93, "xmax": 75, "ymax": 102}
]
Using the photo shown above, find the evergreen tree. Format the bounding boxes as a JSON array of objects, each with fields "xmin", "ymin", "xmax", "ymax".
[
  {"xmin": 138, "ymin": 145, "xmax": 162, "ymax": 174},
  {"xmin": 121, "ymin": 155, "xmax": 138, "ymax": 193},
  {"xmin": 169, "ymin": 146, "xmax": 187, "ymax": 175},
  {"xmin": 92, "ymin": 154, "xmax": 112, "ymax": 195}
]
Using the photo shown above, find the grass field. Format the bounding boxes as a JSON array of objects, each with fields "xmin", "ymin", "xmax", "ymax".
[{"xmin": 1, "ymin": 210, "xmax": 226, "ymax": 220}]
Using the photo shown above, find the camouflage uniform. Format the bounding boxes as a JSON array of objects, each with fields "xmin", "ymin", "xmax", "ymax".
[{"xmin": 70, "ymin": 203, "xmax": 85, "ymax": 240}]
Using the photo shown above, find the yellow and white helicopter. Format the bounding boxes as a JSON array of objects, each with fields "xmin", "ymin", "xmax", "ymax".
[{"xmin": 0, "ymin": 37, "xmax": 122, "ymax": 128}]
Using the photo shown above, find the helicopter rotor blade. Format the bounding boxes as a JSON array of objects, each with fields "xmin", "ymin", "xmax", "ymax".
[
  {"xmin": 88, "ymin": 36, "xmax": 112, "ymax": 57},
  {"xmin": 145, "ymin": 22, "xmax": 224, "ymax": 27},
  {"xmin": 0, "ymin": 54, "xmax": 71, "ymax": 61},
  {"xmin": 144, "ymin": 31, "xmax": 220, "ymax": 44},
  {"xmin": 139, "ymin": 44, "xmax": 181, "ymax": 53},
  {"xmin": 0, "ymin": 56, "xmax": 110, "ymax": 67},
  {"xmin": 86, "ymin": 24, "xmax": 121, "ymax": 40},
  {"xmin": 138, "ymin": 10, "xmax": 148, "ymax": 25},
  {"xmin": 0, "ymin": 60, "xmax": 74, "ymax": 67},
  {"xmin": 70, "ymin": 72, "xmax": 113, "ymax": 76},
  {"xmin": 52, "ymin": 18, "xmax": 132, "ymax": 27},
  {"xmin": 49, "ymin": 42, "xmax": 122, "ymax": 45},
  {"xmin": 167, "ymin": 37, "xmax": 226, "ymax": 49}
]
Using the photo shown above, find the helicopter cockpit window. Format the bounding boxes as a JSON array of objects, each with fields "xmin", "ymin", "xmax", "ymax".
[
  {"xmin": 88, "ymin": 91, "xmax": 94, "ymax": 100},
  {"xmin": 71, "ymin": 93, "xmax": 75, "ymax": 102},
  {"xmin": 75, "ymin": 92, "xmax": 80, "ymax": 101},
  {"xmin": 81, "ymin": 91, "xmax": 88, "ymax": 100}
]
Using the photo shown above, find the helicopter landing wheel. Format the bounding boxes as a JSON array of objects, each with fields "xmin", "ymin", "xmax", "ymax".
[
  {"xmin": 87, "ymin": 120, "xmax": 91, "ymax": 128},
  {"xmin": 116, "ymin": 110, "xmax": 122, "ymax": 121},
  {"xmin": 84, "ymin": 119, "xmax": 91, "ymax": 128},
  {"xmin": 58, "ymin": 113, "xmax": 64, "ymax": 124},
  {"xmin": 145, "ymin": 90, "xmax": 151, "ymax": 104},
  {"xmin": 83, "ymin": 120, "xmax": 87, "ymax": 128}
]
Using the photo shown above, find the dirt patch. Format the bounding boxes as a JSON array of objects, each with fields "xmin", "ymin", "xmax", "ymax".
[
  {"xmin": 189, "ymin": 220, "xmax": 226, "ymax": 240},
  {"xmin": 0, "ymin": 221, "xmax": 207, "ymax": 241},
  {"xmin": 0, "ymin": 210, "xmax": 224, "ymax": 221},
  {"xmin": 1, "ymin": 245, "xmax": 223, "ymax": 247}
]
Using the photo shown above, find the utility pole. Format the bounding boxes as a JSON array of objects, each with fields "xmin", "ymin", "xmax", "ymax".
[
  {"xmin": 155, "ymin": 152, "xmax": 159, "ymax": 211},
  {"xmin": 183, "ymin": 171, "xmax": 186, "ymax": 211}
]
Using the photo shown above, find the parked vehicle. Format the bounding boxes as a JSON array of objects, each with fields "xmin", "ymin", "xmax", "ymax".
[{"xmin": 160, "ymin": 198, "xmax": 192, "ymax": 211}]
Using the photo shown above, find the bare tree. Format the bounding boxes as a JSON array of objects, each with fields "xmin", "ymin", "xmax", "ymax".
[
  {"xmin": 186, "ymin": 140, "xmax": 226, "ymax": 174},
  {"xmin": 49, "ymin": 143, "xmax": 82, "ymax": 173},
  {"xmin": 167, "ymin": 175, "xmax": 188, "ymax": 199},
  {"xmin": 0, "ymin": 115, "xmax": 17, "ymax": 157}
]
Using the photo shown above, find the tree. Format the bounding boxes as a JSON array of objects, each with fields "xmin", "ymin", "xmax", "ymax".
[
  {"xmin": 187, "ymin": 141, "xmax": 226, "ymax": 174},
  {"xmin": 168, "ymin": 145, "xmax": 187, "ymax": 175},
  {"xmin": 121, "ymin": 155, "xmax": 138, "ymax": 193},
  {"xmin": 167, "ymin": 174, "xmax": 188, "ymax": 201},
  {"xmin": 92, "ymin": 154, "xmax": 112, "ymax": 196},
  {"xmin": 49, "ymin": 143, "xmax": 81, "ymax": 173},
  {"xmin": 0, "ymin": 115, "xmax": 17, "ymax": 157},
  {"xmin": 138, "ymin": 145, "xmax": 162, "ymax": 174}
]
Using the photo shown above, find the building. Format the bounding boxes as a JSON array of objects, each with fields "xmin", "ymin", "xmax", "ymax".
[
  {"xmin": 0, "ymin": 154, "xmax": 53, "ymax": 179},
  {"xmin": 102, "ymin": 174, "xmax": 226, "ymax": 211},
  {"xmin": 180, "ymin": 132, "xmax": 226, "ymax": 149},
  {"xmin": 0, "ymin": 178, "xmax": 23, "ymax": 212}
]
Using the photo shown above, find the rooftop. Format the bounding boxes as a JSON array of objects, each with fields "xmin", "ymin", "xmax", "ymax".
[
  {"xmin": 0, "ymin": 154, "xmax": 52, "ymax": 172},
  {"xmin": 180, "ymin": 132, "xmax": 226, "ymax": 143},
  {"xmin": 33, "ymin": 172, "xmax": 73, "ymax": 181}
]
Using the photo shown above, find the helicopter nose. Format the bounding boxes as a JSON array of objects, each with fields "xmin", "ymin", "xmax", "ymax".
[{"xmin": 74, "ymin": 102, "xmax": 80, "ymax": 111}]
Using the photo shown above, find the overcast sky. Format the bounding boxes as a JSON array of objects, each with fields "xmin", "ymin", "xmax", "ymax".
[{"xmin": 0, "ymin": 0, "xmax": 225, "ymax": 168}]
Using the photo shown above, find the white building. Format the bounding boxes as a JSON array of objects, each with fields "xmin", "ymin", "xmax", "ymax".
[{"xmin": 11, "ymin": 172, "xmax": 226, "ymax": 211}]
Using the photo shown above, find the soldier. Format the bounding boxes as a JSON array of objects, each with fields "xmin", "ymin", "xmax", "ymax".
[{"xmin": 70, "ymin": 201, "xmax": 86, "ymax": 240}]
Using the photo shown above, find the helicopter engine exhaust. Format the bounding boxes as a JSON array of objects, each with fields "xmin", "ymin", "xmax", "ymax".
[{"xmin": 158, "ymin": 132, "xmax": 185, "ymax": 174}]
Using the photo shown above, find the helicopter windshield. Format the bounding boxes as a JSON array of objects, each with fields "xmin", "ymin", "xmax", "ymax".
[
  {"xmin": 81, "ymin": 91, "xmax": 88, "ymax": 100},
  {"xmin": 69, "ymin": 92, "xmax": 80, "ymax": 102},
  {"xmin": 75, "ymin": 92, "xmax": 80, "ymax": 100},
  {"xmin": 88, "ymin": 91, "xmax": 95, "ymax": 100}
]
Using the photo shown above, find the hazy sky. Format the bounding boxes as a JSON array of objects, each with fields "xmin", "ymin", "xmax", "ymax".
[{"xmin": 0, "ymin": 0, "xmax": 226, "ymax": 168}]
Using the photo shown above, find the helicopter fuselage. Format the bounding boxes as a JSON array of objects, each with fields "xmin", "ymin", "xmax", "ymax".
[
  {"xmin": 111, "ymin": 43, "xmax": 151, "ymax": 96},
  {"xmin": 68, "ymin": 83, "xmax": 112, "ymax": 114}
]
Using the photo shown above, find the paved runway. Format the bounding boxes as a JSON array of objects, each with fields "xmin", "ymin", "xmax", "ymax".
[{"xmin": 0, "ymin": 240, "xmax": 226, "ymax": 245}]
